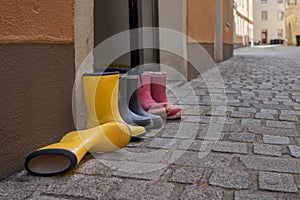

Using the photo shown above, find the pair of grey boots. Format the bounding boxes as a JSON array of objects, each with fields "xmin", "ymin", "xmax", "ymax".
[{"xmin": 94, "ymin": 68, "xmax": 164, "ymax": 130}]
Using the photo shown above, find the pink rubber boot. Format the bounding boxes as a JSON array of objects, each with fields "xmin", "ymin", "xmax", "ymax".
[
  {"xmin": 138, "ymin": 72, "xmax": 167, "ymax": 116},
  {"xmin": 150, "ymin": 72, "xmax": 184, "ymax": 119}
]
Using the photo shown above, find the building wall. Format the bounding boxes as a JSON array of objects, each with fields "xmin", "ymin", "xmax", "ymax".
[
  {"xmin": 234, "ymin": 0, "xmax": 254, "ymax": 47},
  {"xmin": 253, "ymin": 0, "xmax": 286, "ymax": 44},
  {"xmin": 285, "ymin": 1, "xmax": 299, "ymax": 45},
  {"xmin": 0, "ymin": 0, "xmax": 76, "ymax": 179}
]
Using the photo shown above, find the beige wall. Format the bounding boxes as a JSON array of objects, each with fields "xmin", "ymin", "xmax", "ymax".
[
  {"xmin": 253, "ymin": 0, "xmax": 285, "ymax": 44},
  {"xmin": 0, "ymin": 0, "xmax": 74, "ymax": 44}
]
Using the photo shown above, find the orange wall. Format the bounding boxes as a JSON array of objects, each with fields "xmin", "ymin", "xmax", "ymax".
[
  {"xmin": 187, "ymin": 0, "xmax": 216, "ymax": 43},
  {"xmin": 0, "ymin": 0, "xmax": 74, "ymax": 44},
  {"xmin": 223, "ymin": 0, "xmax": 234, "ymax": 44}
]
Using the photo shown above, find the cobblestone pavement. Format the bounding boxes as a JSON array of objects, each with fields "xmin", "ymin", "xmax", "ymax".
[{"xmin": 1, "ymin": 46, "xmax": 300, "ymax": 199}]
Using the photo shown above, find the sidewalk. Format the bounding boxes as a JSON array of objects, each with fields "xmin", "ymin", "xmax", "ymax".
[{"xmin": 1, "ymin": 46, "xmax": 300, "ymax": 199}]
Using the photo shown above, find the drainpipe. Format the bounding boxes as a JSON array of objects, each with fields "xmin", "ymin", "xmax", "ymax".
[{"xmin": 215, "ymin": 0, "xmax": 223, "ymax": 62}]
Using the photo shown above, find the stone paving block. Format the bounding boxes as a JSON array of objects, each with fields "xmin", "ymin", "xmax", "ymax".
[
  {"xmin": 113, "ymin": 162, "xmax": 166, "ymax": 180},
  {"xmin": 179, "ymin": 186, "xmax": 223, "ymax": 200},
  {"xmin": 261, "ymin": 109, "xmax": 279, "ymax": 115},
  {"xmin": 241, "ymin": 119, "xmax": 262, "ymax": 127},
  {"xmin": 288, "ymin": 145, "xmax": 300, "ymax": 158},
  {"xmin": 221, "ymin": 125, "xmax": 244, "ymax": 132},
  {"xmin": 279, "ymin": 114, "xmax": 299, "ymax": 122},
  {"xmin": 41, "ymin": 174, "xmax": 121, "ymax": 199},
  {"xmin": 248, "ymin": 126, "xmax": 299, "ymax": 137},
  {"xmin": 239, "ymin": 155, "xmax": 300, "ymax": 173},
  {"xmin": 234, "ymin": 191, "xmax": 276, "ymax": 200},
  {"xmin": 228, "ymin": 132, "xmax": 255, "ymax": 143},
  {"xmin": 209, "ymin": 168, "xmax": 249, "ymax": 189},
  {"xmin": 255, "ymin": 113, "xmax": 275, "ymax": 120},
  {"xmin": 259, "ymin": 172, "xmax": 298, "ymax": 193},
  {"xmin": 281, "ymin": 110, "xmax": 300, "ymax": 115},
  {"xmin": 230, "ymin": 111, "xmax": 252, "ymax": 118},
  {"xmin": 198, "ymin": 129, "xmax": 224, "ymax": 140},
  {"xmin": 295, "ymin": 138, "xmax": 300, "ymax": 145},
  {"xmin": 263, "ymin": 135, "xmax": 290, "ymax": 145},
  {"xmin": 75, "ymin": 158, "xmax": 111, "ymax": 176},
  {"xmin": 115, "ymin": 180, "xmax": 175, "ymax": 200},
  {"xmin": 0, "ymin": 181, "xmax": 37, "ymax": 200},
  {"xmin": 161, "ymin": 128, "xmax": 197, "ymax": 139},
  {"xmin": 213, "ymin": 141, "xmax": 248, "ymax": 154},
  {"xmin": 238, "ymin": 107, "xmax": 257, "ymax": 113},
  {"xmin": 253, "ymin": 143, "xmax": 282, "ymax": 157},
  {"xmin": 266, "ymin": 120, "xmax": 296, "ymax": 129},
  {"xmin": 174, "ymin": 151, "xmax": 233, "ymax": 168},
  {"xmin": 168, "ymin": 166, "xmax": 204, "ymax": 184},
  {"xmin": 147, "ymin": 138, "xmax": 177, "ymax": 149}
]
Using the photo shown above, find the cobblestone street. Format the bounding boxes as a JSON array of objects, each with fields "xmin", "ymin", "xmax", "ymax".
[{"xmin": 1, "ymin": 46, "xmax": 300, "ymax": 199}]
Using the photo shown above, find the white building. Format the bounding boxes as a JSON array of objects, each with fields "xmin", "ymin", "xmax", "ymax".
[
  {"xmin": 253, "ymin": 0, "xmax": 286, "ymax": 44},
  {"xmin": 234, "ymin": 0, "xmax": 254, "ymax": 47}
]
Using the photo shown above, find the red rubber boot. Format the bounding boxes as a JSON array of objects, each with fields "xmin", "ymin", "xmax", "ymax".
[
  {"xmin": 150, "ymin": 72, "xmax": 184, "ymax": 119},
  {"xmin": 138, "ymin": 72, "xmax": 167, "ymax": 116}
]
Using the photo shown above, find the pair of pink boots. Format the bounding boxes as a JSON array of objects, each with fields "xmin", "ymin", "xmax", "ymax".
[{"xmin": 138, "ymin": 71, "xmax": 184, "ymax": 119}]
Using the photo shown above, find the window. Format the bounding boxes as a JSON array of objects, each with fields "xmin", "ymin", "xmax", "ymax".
[
  {"xmin": 278, "ymin": 0, "xmax": 283, "ymax": 3},
  {"xmin": 261, "ymin": 0, "xmax": 267, "ymax": 3},
  {"xmin": 278, "ymin": 29, "xmax": 283, "ymax": 37},
  {"xmin": 277, "ymin": 11, "xmax": 284, "ymax": 21},
  {"xmin": 262, "ymin": 11, "xmax": 268, "ymax": 21}
]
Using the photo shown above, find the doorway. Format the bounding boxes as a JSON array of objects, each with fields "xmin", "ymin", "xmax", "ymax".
[
  {"xmin": 129, "ymin": 0, "xmax": 160, "ymax": 69},
  {"xmin": 261, "ymin": 30, "xmax": 268, "ymax": 44}
]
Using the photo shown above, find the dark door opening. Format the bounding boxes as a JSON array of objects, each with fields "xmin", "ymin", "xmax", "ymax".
[
  {"xmin": 129, "ymin": 0, "xmax": 160, "ymax": 69},
  {"xmin": 261, "ymin": 30, "xmax": 268, "ymax": 44}
]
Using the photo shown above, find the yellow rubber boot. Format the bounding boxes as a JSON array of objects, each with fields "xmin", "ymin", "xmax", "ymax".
[
  {"xmin": 25, "ymin": 122, "xmax": 131, "ymax": 176},
  {"xmin": 83, "ymin": 72, "xmax": 146, "ymax": 137}
]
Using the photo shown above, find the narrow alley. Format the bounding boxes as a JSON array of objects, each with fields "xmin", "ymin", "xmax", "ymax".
[{"xmin": 1, "ymin": 46, "xmax": 300, "ymax": 199}]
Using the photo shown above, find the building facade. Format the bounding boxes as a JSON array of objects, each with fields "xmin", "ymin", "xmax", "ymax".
[
  {"xmin": 285, "ymin": 0, "xmax": 299, "ymax": 45},
  {"xmin": 0, "ymin": 0, "xmax": 234, "ymax": 179},
  {"xmin": 233, "ymin": 0, "xmax": 254, "ymax": 48},
  {"xmin": 253, "ymin": 0, "xmax": 286, "ymax": 44}
]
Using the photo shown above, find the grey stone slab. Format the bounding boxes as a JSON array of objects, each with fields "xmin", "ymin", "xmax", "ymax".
[
  {"xmin": 281, "ymin": 110, "xmax": 300, "ymax": 115},
  {"xmin": 115, "ymin": 180, "xmax": 175, "ymax": 200},
  {"xmin": 168, "ymin": 166, "xmax": 204, "ymax": 184},
  {"xmin": 41, "ymin": 174, "xmax": 120, "ymax": 199},
  {"xmin": 147, "ymin": 138, "xmax": 177, "ymax": 149},
  {"xmin": 0, "ymin": 181, "xmax": 37, "ymax": 200},
  {"xmin": 213, "ymin": 141, "xmax": 248, "ymax": 154},
  {"xmin": 209, "ymin": 168, "xmax": 249, "ymax": 189},
  {"xmin": 259, "ymin": 171, "xmax": 298, "ymax": 193},
  {"xmin": 295, "ymin": 138, "xmax": 300, "ymax": 145},
  {"xmin": 253, "ymin": 143, "xmax": 282, "ymax": 157},
  {"xmin": 230, "ymin": 111, "xmax": 251, "ymax": 118},
  {"xmin": 161, "ymin": 126, "xmax": 197, "ymax": 139},
  {"xmin": 241, "ymin": 119, "xmax": 262, "ymax": 126},
  {"xmin": 180, "ymin": 186, "xmax": 223, "ymax": 200},
  {"xmin": 266, "ymin": 120, "xmax": 296, "ymax": 129},
  {"xmin": 234, "ymin": 191, "xmax": 276, "ymax": 200},
  {"xmin": 255, "ymin": 113, "xmax": 275, "ymax": 120},
  {"xmin": 198, "ymin": 129, "xmax": 224, "ymax": 140},
  {"xmin": 113, "ymin": 162, "xmax": 166, "ymax": 181},
  {"xmin": 248, "ymin": 126, "xmax": 299, "ymax": 137},
  {"xmin": 174, "ymin": 152, "xmax": 233, "ymax": 168},
  {"xmin": 263, "ymin": 135, "xmax": 290, "ymax": 145},
  {"xmin": 239, "ymin": 155, "xmax": 300, "ymax": 173},
  {"xmin": 75, "ymin": 158, "xmax": 111, "ymax": 176},
  {"xmin": 261, "ymin": 109, "xmax": 279, "ymax": 115},
  {"xmin": 288, "ymin": 145, "xmax": 300, "ymax": 158},
  {"xmin": 228, "ymin": 132, "xmax": 255, "ymax": 143},
  {"xmin": 279, "ymin": 114, "xmax": 299, "ymax": 122}
]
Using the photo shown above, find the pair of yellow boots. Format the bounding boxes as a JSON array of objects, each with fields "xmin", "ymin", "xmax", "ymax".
[{"xmin": 25, "ymin": 72, "xmax": 146, "ymax": 176}]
